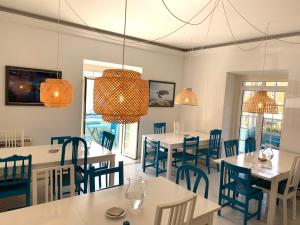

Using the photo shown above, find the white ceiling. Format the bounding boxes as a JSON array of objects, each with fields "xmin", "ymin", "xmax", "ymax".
[{"xmin": 1, "ymin": 0, "xmax": 300, "ymax": 49}]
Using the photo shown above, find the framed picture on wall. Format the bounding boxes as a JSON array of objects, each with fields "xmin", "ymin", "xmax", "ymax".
[
  {"xmin": 149, "ymin": 80, "xmax": 176, "ymax": 107},
  {"xmin": 5, "ymin": 66, "xmax": 62, "ymax": 106}
]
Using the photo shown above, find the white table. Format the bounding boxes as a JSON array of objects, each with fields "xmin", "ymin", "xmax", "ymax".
[
  {"xmin": 0, "ymin": 177, "xmax": 220, "ymax": 225},
  {"xmin": 142, "ymin": 131, "xmax": 210, "ymax": 179},
  {"xmin": 214, "ymin": 150, "xmax": 299, "ymax": 225}
]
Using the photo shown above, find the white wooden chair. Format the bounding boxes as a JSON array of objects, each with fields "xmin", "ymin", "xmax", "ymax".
[
  {"xmin": 154, "ymin": 195, "xmax": 197, "ymax": 225},
  {"xmin": 32, "ymin": 165, "xmax": 75, "ymax": 205},
  {"xmin": 257, "ymin": 156, "xmax": 300, "ymax": 225},
  {"xmin": 0, "ymin": 130, "xmax": 24, "ymax": 148}
]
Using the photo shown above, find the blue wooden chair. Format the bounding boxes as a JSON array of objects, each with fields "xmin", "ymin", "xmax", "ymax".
[
  {"xmin": 89, "ymin": 161, "xmax": 124, "ymax": 192},
  {"xmin": 224, "ymin": 139, "xmax": 239, "ymax": 157},
  {"xmin": 143, "ymin": 137, "xmax": 167, "ymax": 177},
  {"xmin": 61, "ymin": 137, "xmax": 88, "ymax": 194},
  {"xmin": 198, "ymin": 129, "xmax": 222, "ymax": 174},
  {"xmin": 218, "ymin": 161, "xmax": 263, "ymax": 225},
  {"xmin": 110, "ymin": 123, "xmax": 118, "ymax": 146},
  {"xmin": 245, "ymin": 137, "xmax": 256, "ymax": 153},
  {"xmin": 154, "ymin": 122, "xmax": 166, "ymax": 134},
  {"xmin": 101, "ymin": 131, "xmax": 115, "ymax": 151},
  {"xmin": 50, "ymin": 136, "xmax": 71, "ymax": 145},
  {"xmin": 176, "ymin": 163, "xmax": 209, "ymax": 198},
  {"xmin": 173, "ymin": 136, "xmax": 199, "ymax": 169},
  {"xmin": 0, "ymin": 154, "xmax": 32, "ymax": 207}
]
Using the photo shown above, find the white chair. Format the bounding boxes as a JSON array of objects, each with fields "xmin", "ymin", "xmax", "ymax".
[
  {"xmin": 154, "ymin": 195, "xmax": 197, "ymax": 225},
  {"xmin": 256, "ymin": 156, "xmax": 300, "ymax": 225},
  {"xmin": 0, "ymin": 129, "xmax": 24, "ymax": 147},
  {"xmin": 32, "ymin": 165, "xmax": 75, "ymax": 205}
]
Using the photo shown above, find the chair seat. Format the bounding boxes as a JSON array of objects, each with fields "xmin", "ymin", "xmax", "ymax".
[
  {"xmin": 236, "ymin": 174, "xmax": 263, "ymax": 185},
  {"xmin": 146, "ymin": 151, "xmax": 167, "ymax": 160},
  {"xmin": 255, "ymin": 179, "xmax": 294, "ymax": 195},
  {"xmin": 0, "ymin": 181, "xmax": 27, "ymax": 197},
  {"xmin": 224, "ymin": 181, "xmax": 263, "ymax": 199},
  {"xmin": 173, "ymin": 152, "xmax": 196, "ymax": 161},
  {"xmin": 61, "ymin": 170, "xmax": 85, "ymax": 186}
]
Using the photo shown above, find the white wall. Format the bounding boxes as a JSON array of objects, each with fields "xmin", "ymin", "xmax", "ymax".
[
  {"xmin": 181, "ymin": 41, "xmax": 300, "ymax": 154},
  {"xmin": 0, "ymin": 12, "xmax": 184, "ymax": 153}
]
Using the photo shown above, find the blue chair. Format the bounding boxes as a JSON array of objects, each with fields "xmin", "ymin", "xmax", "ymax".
[
  {"xmin": 110, "ymin": 123, "xmax": 118, "ymax": 146},
  {"xmin": 0, "ymin": 155, "xmax": 32, "ymax": 207},
  {"xmin": 245, "ymin": 137, "xmax": 256, "ymax": 153},
  {"xmin": 89, "ymin": 161, "xmax": 124, "ymax": 192},
  {"xmin": 61, "ymin": 137, "xmax": 88, "ymax": 194},
  {"xmin": 173, "ymin": 136, "xmax": 199, "ymax": 169},
  {"xmin": 154, "ymin": 122, "xmax": 166, "ymax": 134},
  {"xmin": 101, "ymin": 131, "xmax": 115, "ymax": 151},
  {"xmin": 50, "ymin": 136, "xmax": 71, "ymax": 145},
  {"xmin": 224, "ymin": 139, "xmax": 239, "ymax": 157},
  {"xmin": 143, "ymin": 137, "xmax": 167, "ymax": 177},
  {"xmin": 176, "ymin": 163, "xmax": 209, "ymax": 198},
  {"xmin": 218, "ymin": 161, "xmax": 263, "ymax": 225},
  {"xmin": 198, "ymin": 129, "xmax": 222, "ymax": 174}
]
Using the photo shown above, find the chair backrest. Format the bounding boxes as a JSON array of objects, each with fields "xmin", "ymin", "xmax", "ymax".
[
  {"xmin": 144, "ymin": 137, "xmax": 160, "ymax": 159},
  {"xmin": 110, "ymin": 123, "xmax": 118, "ymax": 136},
  {"xmin": 220, "ymin": 161, "xmax": 252, "ymax": 193},
  {"xmin": 284, "ymin": 156, "xmax": 300, "ymax": 195},
  {"xmin": 89, "ymin": 161, "xmax": 124, "ymax": 192},
  {"xmin": 245, "ymin": 137, "xmax": 256, "ymax": 153},
  {"xmin": 154, "ymin": 194, "xmax": 197, "ymax": 225},
  {"xmin": 61, "ymin": 137, "xmax": 88, "ymax": 173},
  {"xmin": 183, "ymin": 136, "xmax": 199, "ymax": 160},
  {"xmin": 0, "ymin": 154, "xmax": 32, "ymax": 187},
  {"xmin": 0, "ymin": 130, "xmax": 24, "ymax": 148},
  {"xmin": 208, "ymin": 129, "xmax": 222, "ymax": 151},
  {"xmin": 154, "ymin": 122, "xmax": 166, "ymax": 134},
  {"xmin": 176, "ymin": 163, "xmax": 209, "ymax": 198},
  {"xmin": 32, "ymin": 165, "xmax": 75, "ymax": 205},
  {"xmin": 101, "ymin": 131, "xmax": 115, "ymax": 151},
  {"xmin": 224, "ymin": 139, "xmax": 239, "ymax": 157},
  {"xmin": 50, "ymin": 136, "xmax": 71, "ymax": 145}
]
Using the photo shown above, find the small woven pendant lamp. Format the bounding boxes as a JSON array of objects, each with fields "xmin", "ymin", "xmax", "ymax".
[
  {"xmin": 93, "ymin": 0, "xmax": 149, "ymax": 124},
  {"xmin": 243, "ymin": 91, "xmax": 278, "ymax": 114}
]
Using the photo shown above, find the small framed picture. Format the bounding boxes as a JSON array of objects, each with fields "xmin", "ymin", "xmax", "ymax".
[{"xmin": 149, "ymin": 80, "xmax": 176, "ymax": 107}]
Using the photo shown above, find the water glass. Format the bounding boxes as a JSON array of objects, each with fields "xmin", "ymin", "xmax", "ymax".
[{"xmin": 125, "ymin": 177, "xmax": 145, "ymax": 210}]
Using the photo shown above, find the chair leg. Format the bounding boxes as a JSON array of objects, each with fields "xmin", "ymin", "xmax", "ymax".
[
  {"xmin": 257, "ymin": 197, "xmax": 262, "ymax": 220},
  {"xmin": 292, "ymin": 195, "xmax": 297, "ymax": 220},
  {"xmin": 26, "ymin": 190, "xmax": 30, "ymax": 206},
  {"xmin": 244, "ymin": 199, "xmax": 249, "ymax": 225},
  {"xmin": 155, "ymin": 160, "xmax": 159, "ymax": 177},
  {"xmin": 276, "ymin": 198, "xmax": 280, "ymax": 205},
  {"xmin": 206, "ymin": 152, "xmax": 210, "ymax": 174},
  {"xmin": 283, "ymin": 199, "xmax": 288, "ymax": 225}
]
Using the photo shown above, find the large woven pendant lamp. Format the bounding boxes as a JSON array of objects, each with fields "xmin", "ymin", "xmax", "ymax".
[
  {"xmin": 93, "ymin": 0, "xmax": 149, "ymax": 124},
  {"xmin": 175, "ymin": 88, "xmax": 198, "ymax": 106},
  {"xmin": 40, "ymin": 0, "xmax": 73, "ymax": 107}
]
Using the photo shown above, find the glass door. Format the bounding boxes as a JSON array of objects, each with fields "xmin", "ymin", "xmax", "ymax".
[{"xmin": 238, "ymin": 81, "xmax": 287, "ymax": 152}]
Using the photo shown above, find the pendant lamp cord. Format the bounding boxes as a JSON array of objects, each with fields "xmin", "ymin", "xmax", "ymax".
[
  {"xmin": 122, "ymin": 0, "xmax": 128, "ymax": 70},
  {"xmin": 262, "ymin": 22, "xmax": 269, "ymax": 75},
  {"xmin": 57, "ymin": 0, "xmax": 61, "ymax": 76}
]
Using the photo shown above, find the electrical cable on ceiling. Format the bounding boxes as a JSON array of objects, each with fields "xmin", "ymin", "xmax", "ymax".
[{"xmin": 56, "ymin": 0, "xmax": 61, "ymax": 74}]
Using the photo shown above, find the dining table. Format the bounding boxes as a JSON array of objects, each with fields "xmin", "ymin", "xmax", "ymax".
[
  {"xmin": 141, "ymin": 131, "xmax": 210, "ymax": 179},
  {"xmin": 0, "ymin": 177, "xmax": 220, "ymax": 225},
  {"xmin": 214, "ymin": 149, "xmax": 300, "ymax": 225}
]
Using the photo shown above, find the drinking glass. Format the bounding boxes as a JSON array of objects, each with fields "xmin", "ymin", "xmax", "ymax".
[
  {"xmin": 174, "ymin": 121, "xmax": 184, "ymax": 135},
  {"xmin": 125, "ymin": 177, "xmax": 145, "ymax": 210}
]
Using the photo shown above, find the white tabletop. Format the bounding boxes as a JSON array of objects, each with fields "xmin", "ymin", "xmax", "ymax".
[
  {"xmin": 214, "ymin": 149, "xmax": 299, "ymax": 180},
  {"xmin": 0, "ymin": 142, "xmax": 114, "ymax": 169},
  {"xmin": 143, "ymin": 131, "xmax": 210, "ymax": 146},
  {"xmin": 0, "ymin": 177, "xmax": 220, "ymax": 225}
]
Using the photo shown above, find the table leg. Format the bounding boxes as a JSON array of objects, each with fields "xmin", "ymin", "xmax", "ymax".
[
  {"xmin": 267, "ymin": 178, "xmax": 278, "ymax": 225},
  {"xmin": 109, "ymin": 157, "xmax": 115, "ymax": 186},
  {"xmin": 141, "ymin": 136, "xmax": 145, "ymax": 167},
  {"xmin": 208, "ymin": 213, "xmax": 214, "ymax": 225},
  {"xmin": 32, "ymin": 171, "xmax": 38, "ymax": 205},
  {"xmin": 166, "ymin": 145, "xmax": 172, "ymax": 180}
]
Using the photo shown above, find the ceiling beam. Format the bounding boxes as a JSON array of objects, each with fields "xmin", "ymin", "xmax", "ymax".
[{"xmin": 1, "ymin": 5, "xmax": 300, "ymax": 52}]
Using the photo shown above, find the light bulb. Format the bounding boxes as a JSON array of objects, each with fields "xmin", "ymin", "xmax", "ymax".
[
  {"xmin": 119, "ymin": 94, "xmax": 124, "ymax": 103},
  {"xmin": 54, "ymin": 91, "xmax": 60, "ymax": 97}
]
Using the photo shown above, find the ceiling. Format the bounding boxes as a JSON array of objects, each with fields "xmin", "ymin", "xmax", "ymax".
[{"xmin": 0, "ymin": 0, "xmax": 300, "ymax": 50}]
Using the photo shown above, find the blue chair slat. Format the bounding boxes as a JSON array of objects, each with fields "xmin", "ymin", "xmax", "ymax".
[
  {"xmin": 173, "ymin": 136, "xmax": 199, "ymax": 169},
  {"xmin": 61, "ymin": 137, "xmax": 88, "ymax": 194},
  {"xmin": 176, "ymin": 163, "xmax": 209, "ymax": 198},
  {"xmin": 224, "ymin": 139, "xmax": 239, "ymax": 157},
  {"xmin": 154, "ymin": 122, "xmax": 166, "ymax": 134},
  {"xmin": 51, "ymin": 136, "xmax": 71, "ymax": 145},
  {"xmin": 198, "ymin": 129, "xmax": 222, "ymax": 174},
  {"xmin": 0, "ymin": 154, "xmax": 32, "ymax": 207},
  {"xmin": 110, "ymin": 123, "xmax": 118, "ymax": 145},
  {"xmin": 101, "ymin": 131, "xmax": 115, "ymax": 151},
  {"xmin": 143, "ymin": 137, "xmax": 167, "ymax": 177},
  {"xmin": 245, "ymin": 137, "xmax": 256, "ymax": 153},
  {"xmin": 218, "ymin": 161, "xmax": 263, "ymax": 225},
  {"xmin": 89, "ymin": 161, "xmax": 124, "ymax": 192}
]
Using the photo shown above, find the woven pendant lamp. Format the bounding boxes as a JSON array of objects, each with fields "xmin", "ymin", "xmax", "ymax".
[
  {"xmin": 175, "ymin": 88, "xmax": 198, "ymax": 106},
  {"xmin": 243, "ymin": 91, "xmax": 278, "ymax": 114},
  {"xmin": 40, "ymin": 79, "xmax": 73, "ymax": 107},
  {"xmin": 93, "ymin": 0, "xmax": 149, "ymax": 124},
  {"xmin": 94, "ymin": 69, "xmax": 148, "ymax": 123}
]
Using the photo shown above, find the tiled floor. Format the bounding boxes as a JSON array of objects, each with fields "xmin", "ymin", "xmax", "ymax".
[{"xmin": 0, "ymin": 161, "xmax": 299, "ymax": 225}]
